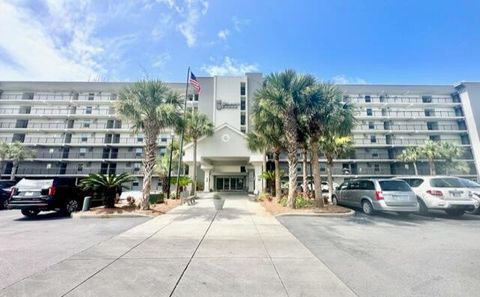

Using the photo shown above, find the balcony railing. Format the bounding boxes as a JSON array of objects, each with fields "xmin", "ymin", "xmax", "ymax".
[
  {"xmin": 359, "ymin": 110, "xmax": 459, "ymax": 118},
  {"xmin": 33, "ymin": 152, "xmax": 145, "ymax": 159},
  {"xmin": 8, "ymin": 167, "xmax": 143, "ymax": 176}
]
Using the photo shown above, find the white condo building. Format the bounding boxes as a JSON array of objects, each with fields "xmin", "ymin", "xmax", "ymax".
[{"xmin": 1, "ymin": 74, "xmax": 480, "ymax": 192}]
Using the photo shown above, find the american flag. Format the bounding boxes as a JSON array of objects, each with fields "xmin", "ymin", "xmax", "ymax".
[{"xmin": 190, "ymin": 72, "xmax": 201, "ymax": 93}]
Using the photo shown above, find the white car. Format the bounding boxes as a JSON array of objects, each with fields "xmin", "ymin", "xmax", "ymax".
[
  {"xmin": 457, "ymin": 178, "xmax": 480, "ymax": 215},
  {"xmin": 395, "ymin": 176, "xmax": 479, "ymax": 217}
]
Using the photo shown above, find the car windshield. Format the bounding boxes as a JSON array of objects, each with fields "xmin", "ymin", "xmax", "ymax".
[
  {"xmin": 15, "ymin": 179, "xmax": 53, "ymax": 190},
  {"xmin": 430, "ymin": 178, "xmax": 463, "ymax": 188},
  {"xmin": 459, "ymin": 178, "xmax": 480, "ymax": 188},
  {"xmin": 379, "ymin": 180, "xmax": 411, "ymax": 192}
]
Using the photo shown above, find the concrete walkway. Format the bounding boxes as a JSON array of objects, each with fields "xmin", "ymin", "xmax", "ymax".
[{"xmin": 1, "ymin": 193, "xmax": 356, "ymax": 297}]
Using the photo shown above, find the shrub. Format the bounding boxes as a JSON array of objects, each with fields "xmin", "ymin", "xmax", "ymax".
[
  {"xmin": 126, "ymin": 196, "xmax": 136, "ymax": 207},
  {"xmin": 278, "ymin": 195, "xmax": 313, "ymax": 208}
]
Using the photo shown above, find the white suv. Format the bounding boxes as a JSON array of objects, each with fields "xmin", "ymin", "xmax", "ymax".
[{"xmin": 395, "ymin": 176, "xmax": 479, "ymax": 217}]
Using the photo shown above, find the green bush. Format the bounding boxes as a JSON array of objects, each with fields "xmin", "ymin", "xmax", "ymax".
[
  {"xmin": 149, "ymin": 193, "xmax": 164, "ymax": 204},
  {"xmin": 278, "ymin": 195, "xmax": 313, "ymax": 208}
]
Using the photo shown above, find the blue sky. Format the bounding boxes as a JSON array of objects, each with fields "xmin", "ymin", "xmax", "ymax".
[{"xmin": 1, "ymin": 0, "xmax": 479, "ymax": 84}]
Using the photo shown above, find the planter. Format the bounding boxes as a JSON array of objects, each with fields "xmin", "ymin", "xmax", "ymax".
[{"xmin": 213, "ymin": 194, "xmax": 225, "ymax": 210}]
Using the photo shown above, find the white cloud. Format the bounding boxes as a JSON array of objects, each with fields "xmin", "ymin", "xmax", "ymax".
[
  {"xmin": 0, "ymin": 1, "xmax": 102, "ymax": 81},
  {"xmin": 176, "ymin": 0, "xmax": 209, "ymax": 47},
  {"xmin": 202, "ymin": 56, "xmax": 259, "ymax": 76},
  {"xmin": 332, "ymin": 75, "xmax": 368, "ymax": 84},
  {"xmin": 232, "ymin": 16, "xmax": 250, "ymax": 32},
  {"xmin": 152, "ymin": 52, "xmax": 171, "ymax": 68},
  {"xmin": 217, "ymin": 29, "xmax": 230, "ymax": 41}
]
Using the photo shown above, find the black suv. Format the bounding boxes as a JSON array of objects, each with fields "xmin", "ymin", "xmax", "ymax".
[
  {"xmin": 0, "ymin": 180, "xmax": 17, "ymax": 209},
  {"xmin": 9, "ymin": 178, "xmax": 84, "ymax": 217}
]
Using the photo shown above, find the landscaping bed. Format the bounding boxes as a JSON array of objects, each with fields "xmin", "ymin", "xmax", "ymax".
[
  {"xmin": 76, "ymin": 199, "xmax": 181, "ymax": 218},
  {"xmin": 260, "ymin": 195, "xmax": 352, "ymax": 216}
]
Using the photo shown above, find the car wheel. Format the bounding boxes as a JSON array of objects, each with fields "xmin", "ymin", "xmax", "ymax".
[
  {"xmin": 63, "ymin": 199, "xmax": 79, "ymax": 215},
  {"xmin": 21, "ymin": 209, "xmax": 40, "ymax": 217},
  {"xmin": 445, "ymin": 209, "xmax": 465, "ymax": 218},
  {"xmin": 418, "ymin": 198, "xmax": 429, "ymax": 216},
  {"xmin": 332, "ymin": 196, "xmax": 338, "ymax": 206},
  {"xmin": 362, "ymin": 200, "xmax": 374, "ymax": 215},
  {"xmin": 397, "ymin": 212, "xmax": 411, "ymax": 217}
]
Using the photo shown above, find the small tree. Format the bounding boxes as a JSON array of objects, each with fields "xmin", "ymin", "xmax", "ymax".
[
  {"xmin": 184, "ymin": 111, "xmax": 214, "ymax": 196},
  {"xmin": 398, "ymin": 147, "xmax": 420, "ymax": 175},
  {"xmin": 260, "ymin": 171, "xmax": 276, "ymax": 195},
  {"xmin": 0, "ymin": 142, "xmax": 9, "ymax": 176},
  {"xmin": 6, "ymin": 142, "xmax": 35, "ymax": 180},
  {"xmin": 419, "ymin": 140, "xmax": 443, "ymax": 175},
  {"xmin": 79, "ymin": 173, "xmax": 134, "ymax": 208},
  {"xmin": 155, "ymin": 139, "xmax": 180, "ymax": 194},
  {"xmin": 320, "ymin": 134, "xmax": 353, "ymax": 201},
  {"xmin": 439, "ymin": 142, "xmax": 465, "ymax": 175}
]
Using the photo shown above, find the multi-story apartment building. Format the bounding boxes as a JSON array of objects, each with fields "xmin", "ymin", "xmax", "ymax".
[{"xmin": 1, "ymin": 75, "xmax": 480, "ymax": 192}]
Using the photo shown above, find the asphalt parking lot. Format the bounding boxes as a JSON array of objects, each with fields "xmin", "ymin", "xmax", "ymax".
[
  {"xmin": 0, "ymin": 210, "xmax": 149, "ymax": 290},
  {"xmin": 278, "ymin": 210, "xmax": 480, "ymax": 297}
]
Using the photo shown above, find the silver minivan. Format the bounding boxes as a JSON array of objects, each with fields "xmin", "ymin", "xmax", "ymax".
[{"xmin": 332, "ymin": 179, "xmax": 419, "ymax": 215}]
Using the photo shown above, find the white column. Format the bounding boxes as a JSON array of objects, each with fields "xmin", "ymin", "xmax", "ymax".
[
  {"xmin": 253, "ymin": 162, "xmax": 264, "ymax": 193},
  {"xmin": 203, "ymin": 169, "xmax": 211, "ymax": 192}
]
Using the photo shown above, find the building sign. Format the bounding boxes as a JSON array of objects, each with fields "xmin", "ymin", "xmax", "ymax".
[{"xmin": 216, "ymin": 100, "xmax": 240, "ymax": 110}]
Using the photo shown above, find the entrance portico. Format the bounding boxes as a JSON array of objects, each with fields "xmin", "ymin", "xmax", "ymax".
[{"xmin": 183, "ymin": 124, "xmax": 264, "ymax": 193}]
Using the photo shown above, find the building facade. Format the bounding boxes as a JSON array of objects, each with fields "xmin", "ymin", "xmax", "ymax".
[{"xmin": 1, "ymin": 75, "xmax": 480, "ymax": 192}]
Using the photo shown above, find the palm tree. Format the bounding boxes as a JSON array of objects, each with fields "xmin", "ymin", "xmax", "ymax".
[
  {"xmin": 260, "ymin": 171, "xmax": 276, "ymax": 194},
  {"xmin": 79, "ymin": 173, "xmax": 134, "ymax": 208},
  {"xmin": 320, "ymin": 134, "xmax": 353, "ymax": 201},
  {"xmin": 419, "ymin": 140, "xmax": 443, "ymax": 175},
  {"xmin": 0, "ymin": 142, "xmax": 9, "ymax": 176},
  {"xmin": 398, "ymin": 147, "xmax": 420, "ymax": 175},
  {"xmin": 184, "ymin": 111, "xmax": 214, "ymax": 195},
  {"xmin": 255, "ymin": 70, "xmax": 315, "ymax": 208},
  {"xmin": 305, "ymin": 83, "xmax": 355, "ymax": 207},
  {"xmin": 439, "ymin": 142, "xmax": 464, "ymax": 175},
  {"xmin": 155, "ymin": 139, "xmax": 180, "ymax": 194},
  {"xmin": 7, "ymin": 142, "xmax": 35, "ymax": 180},
  {"xmin": 248, "ymin": 95, "xmax": 285, "ymax": 200},
  {"xmin": 116, "ymin": 80, "xmax": 182, "ymax": 210}
]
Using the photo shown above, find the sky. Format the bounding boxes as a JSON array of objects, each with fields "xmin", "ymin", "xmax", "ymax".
[{"xmin": 1, "ymin": 0, "xmax": 480, "ymax": 84}]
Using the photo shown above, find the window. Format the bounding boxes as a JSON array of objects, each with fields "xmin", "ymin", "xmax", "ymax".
[
  {"xmin": 379, "ymin": 180, "xmax": 411, "ymax": 191},
  {"xmin": 19, "ymin": 106, "xmax": 31, "ymax": 114},
  {"xmin": 79, "ymin": 148, "xmax": 87, "ymax": 156},
  {"xmin": 160, "ymin": 137, "xmax": 167, "ymax": 142},
  {"xmin": 374, "ymin": 164, "xmax": 380, "ymax": 172},
  {"xmin": 366, "ymin": 108, "xmax": 373, "ymax": 116},
  {"xmin": 368, "ymin": 122, "xmax": 375, "ymax": 129},
  {"xmin": 240, "ymin": 98, "xmax": 246, "ymax": 110},
  {"xmin": 188, "ymin": 94, "xmax": 193, "ymax": 101},
  {"xmin": 15, "ymin": 119, "xmax": 28, "ymax": 128},
  {"xmin": 81, "ymin": 134, "xmax": 88, "ymax": 142},
  {"xmin": 12, "ymin": 134, "xmax": 25, "ymax": 142},
  {"xmin": 22, "ymin": 92, "xmax": 34, "ymax": 100},
  {"xmin": 240, "ymin": 166, "xmax": 246, "ymax": 173},
  {"xmin": 359, "ymin": 180, "xmax": 375, "ymax": 190},
  {"xmin": 379, "ymin": 95, "xmax": 385, "ymax": 102},
  {"xmin": 240, "ymin": 114, "xmax": 246, "ymax": 125},
  {"xmin": 137, "ymin": 135, "xmax": 144, "ymax": 142},
  {"xmin": 240, "ymin": 127, "xmax": 246, "ymax": 133},
  {"xmin": 424, "ymin": 109, "xmax": 435, "ymax": 117},
  {"xmin": 365, "ymin": 95, "xmax": 371, "ymax": 103},
  {"xmin": 401, "ymin": 178, "xmax": 424, "ymax": 188},
  {"xmin": 370, "ymin": 135, "xmax": 377, "ymax": 143},
  {"xmin": 72, "ymin": 92, "xmax": 79, "ymax": 100},
  {"xmin": 134, "ymin": 163, "xmax": 141, "ymax": 171},
  {"xmin": 422, "ymin": 95, "xmax": 432, "ymax": 103},
  {"xmin": 372, "ymin": 152, "xmax": 379, "ymax": 158},
  {"xmin": 427, "ymin": 122, "xmax": 438, "ymax": 130},
  {"xmin": 135, "ymin": 148, "xmax": 142, "ymax": 157},
  {"xmin": 77, "ymin": 164, "xmax": 84, "ymax": 172},
  {"xmin": 83, "ymin": 121, "xmax": 90, "ymax": 128},
  {"xmin": 430, "ymin": 178, "xmax": 463, "ymax": 188},
  {"xmin": 88, "ymin": 93, "xmax": 94, "ymax": 100},
  {"xmin": 240, "ymin": 82, "xmax": 246, "ymax": 96},
  {"xmin": 86, "ymin": 106, "xmax": 92, "ymax": 114},
  {"xmin": 430, "ymin": 135, "xmax": 440, "ymax": 141},
  {"xmin": 194, "ymin": 94, "xmax": 199, "ymax": 101}
]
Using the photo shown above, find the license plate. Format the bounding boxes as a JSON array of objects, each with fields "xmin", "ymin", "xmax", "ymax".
[
  {"xmin": 394, "ymin": 195, "xmax": 407, "ymax": 201},
  {"xmin": 451, "ymin": 192, "xmax": 461, "ymax": 197},
  {"xmin": 25, "ymin": 192, "xmax": 34, "ymax": 196}
]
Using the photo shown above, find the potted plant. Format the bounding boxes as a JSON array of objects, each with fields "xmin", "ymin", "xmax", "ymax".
[
  {"xmin": 213, "ymin": 193, "xmax": 225, "ymax": 210},
  {"xmin": 79, "ymin": 173, "xmax": 134, "ymax": 208}
]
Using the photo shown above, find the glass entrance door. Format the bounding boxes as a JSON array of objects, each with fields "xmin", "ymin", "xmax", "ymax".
[{"xmin": 216, "ymin": 177, "xmax": 246, "ymax": 191}]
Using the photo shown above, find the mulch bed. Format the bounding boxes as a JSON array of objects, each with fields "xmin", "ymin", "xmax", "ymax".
[
  {"xmin": 84, "ymin": 199, "xmax": 181, "ymax": 217},
  {"xmin": 261, "ymin": 197, "xmax": 352, "ymax": 215}
]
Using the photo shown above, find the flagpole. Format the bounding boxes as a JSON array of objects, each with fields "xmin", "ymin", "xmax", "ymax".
[{"xmin": 175, "ymin": 66, "xmax": 190, "ymax": 199}]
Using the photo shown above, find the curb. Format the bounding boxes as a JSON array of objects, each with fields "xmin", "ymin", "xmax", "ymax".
[
  {"xmin": 72, "ymin": 212, "xmax": 154, "ymax": 219},
  {"xmin": 275, "ymin": 209, "xmax": 355, "ymax": 218}
]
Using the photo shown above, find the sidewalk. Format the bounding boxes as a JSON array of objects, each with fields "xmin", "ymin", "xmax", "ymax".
[{"xmin": 1, "ymin": 193, "xmax": 356, "ymax": 297}]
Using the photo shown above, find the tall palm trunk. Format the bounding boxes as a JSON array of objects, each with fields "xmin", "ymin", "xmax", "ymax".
[
  {"xmin": 262, "ymin": 151, "xmax": 267, "ymax": 193},
  {"xmin": 273, "ymin": 148, "xmax": 281, "ymax": 200},
  {"xmin": 310, "ymin": 141, "xmax": 324, "ymax": 208},
  {"xmin": 428, "ymin": 158, "xmax": 436, "ymax": 175},
  {"xmin": 192, "ymin": 138, "xmax": 197, "ymax": 195},
  {"xmin": 141, "ymin": 126, "xmax": 159, "ymax": 210},
  {"xmin": 10, "ymin": 161, "xmax": 18, "ymax": 181},
  {"xmin": 302, "ymin": 149, "xmax": 308, "ymax": 195},
  {"xmin": 284, "ymin": 110, "xmax": 298, "ymax": 208},
  {"xmin": 413, "ymin": 162, "xmax": 418, "ymax": 175},
  {"xmin": 326, "ymin": 155, "xmax": 334, "ymax": 202}
]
